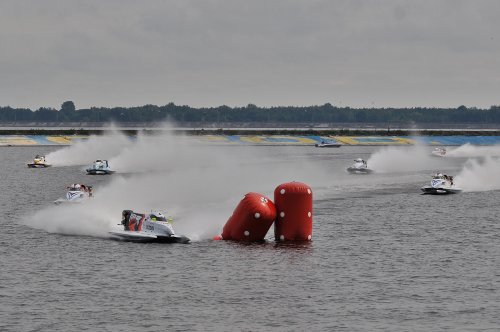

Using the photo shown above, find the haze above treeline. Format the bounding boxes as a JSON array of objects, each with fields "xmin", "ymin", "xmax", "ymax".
[{"xmin": 1, "ymin": 101, "xmax": 500, "ymax": 124}]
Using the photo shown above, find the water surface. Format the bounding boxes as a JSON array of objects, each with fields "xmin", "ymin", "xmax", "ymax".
[{"xmin": 1, "ymin": 145, "xmax": 499, "ymax": 331}]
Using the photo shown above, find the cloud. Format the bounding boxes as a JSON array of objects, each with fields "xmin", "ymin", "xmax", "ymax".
[{"xmin": 1, "ymin": 0, "xmax": 499, "ymax": 109}]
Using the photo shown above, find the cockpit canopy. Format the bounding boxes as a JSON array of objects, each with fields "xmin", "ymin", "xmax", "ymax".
[
  {"xmin": 150, "ymin": 212, "xmax": 167, "ymax": 221},
  {"xmin": 91, "ymin": 160, "xmax": 109, "ymax": 168},
  {"xmin": 433, "ymin": 173, "xmax": 452, "ymax": 180}
]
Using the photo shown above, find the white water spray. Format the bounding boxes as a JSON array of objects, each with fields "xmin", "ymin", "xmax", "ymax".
[
  {"xmin": 446, "ymin": 143, "xmax": 500, "ymax": 158},
  {"xmin": 367, "ymin": 145, "xmax": 439, "ymax": 173},
  {"xmin": 454, "ymin": 157, "xmax": 500, "ymax": 192},
  {"xmin": 45, "ymin": 129, "xmax": 132, "ymax": 166},
  {"xmin": 24, "ymin": 129, "xmax": 337, "ymax": 240}
]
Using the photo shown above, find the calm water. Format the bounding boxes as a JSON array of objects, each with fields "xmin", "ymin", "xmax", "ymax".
[{"xmin": 1, "ymin": 145, "xmax": 499, "ymax": 331}]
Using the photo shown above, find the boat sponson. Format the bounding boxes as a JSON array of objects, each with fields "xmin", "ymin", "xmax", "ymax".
[
  {"xmin": 109, "ymin": 231, "xmax": 190, "ymax": 243},
  {"xmin": 27, "ymin": 163, "xmax": 51, "ymax": 168},
  {"xmin": 346, "ymin": 167, "xmax": 373, "ymax": 174},
  {"xmin": 420, "ymin": 186, "xmax": 461, "ymax": 194},
  {"xmin": 86, "ymin": 170, "xmax": 115, "ymax": 175}
]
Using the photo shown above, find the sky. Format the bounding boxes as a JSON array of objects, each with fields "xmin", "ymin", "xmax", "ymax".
[{"xmin": 1, "ymin": 0, "xmax": 499, "ymax": 110}]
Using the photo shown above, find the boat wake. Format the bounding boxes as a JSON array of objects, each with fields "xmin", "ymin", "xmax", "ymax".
[
  {"xmin": 446, "ymin": 143, "xmax": 500, "ymax": 158},
  {"xmin": 367, "ymin": 145, "xmax": 439, "ymax": 173},
  {"xmin": 454, "ymin": 157, "xmax": 500, "ymax": 192}
]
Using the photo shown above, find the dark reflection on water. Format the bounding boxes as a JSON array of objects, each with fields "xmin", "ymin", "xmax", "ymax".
[
  {"xmin": 273, "ymin": 241, "xmax": 313, "ymax": 250},
  {"xmin": 1, "ymin": 146, "xmax": 500, "ymax": 331},
  {"xmin": 223, "ymin": 240, "xmax": 313, "ymax": 250}
]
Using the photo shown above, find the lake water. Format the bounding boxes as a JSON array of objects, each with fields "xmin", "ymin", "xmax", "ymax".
[{"xmin": 1, "ymin": 141, "xmax": 499, "ymax": 331}]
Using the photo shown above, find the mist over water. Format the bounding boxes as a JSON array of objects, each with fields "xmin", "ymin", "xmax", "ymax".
[
  {"xmin": 24, "ymin": 134, "xmax": 500, "ymax": 239},
  {"xmin": 366, "ymin": 143, "xmax": 500, "ymax": 192},
  {"xmin": 24, "ymin": 131, "xmax": 335, "ymax": 240},
  {"xmin": 367, "ymin": 144, "xmax": 439, "ymax": 173},
  {"xmin": 455, "ymin": 157, "xmax": 500, "ymax": 192},
  {"xmin": 45, "ymin": 130, "xmax": 132, "ymax": 166},
  {"xmin": 447, "ymin": 143, "xmax": 500, "ymax": 158}
]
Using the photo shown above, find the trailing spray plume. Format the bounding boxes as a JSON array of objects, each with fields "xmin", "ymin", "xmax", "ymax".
[
  {"xmin": 454, "ymin": 157, "xmax": 500, "ymax": 192},
  {"xmin": 45, "ymin": 129, "xmax": 132, "ymax": 166},
  {"xmin": 446, "ymin": 143, "xmax": 500, "ymax": 158},
  {"xmin": 367, "ymin": 145, "xmax": 438, "ymax": 173},
  {"xmin": 24, "ymin": 129, "xmax": 337, "ymax": 240}
]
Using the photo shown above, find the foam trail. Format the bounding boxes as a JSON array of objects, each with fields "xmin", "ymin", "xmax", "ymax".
[
  {"xmin": 24, "ymin": 129, "xmax": 339, "ymax": 240},
  {"xmin": 109, "ymin": 132, "xmax": 196, "ymax": 173},
  {"xmin": 367, "ymin": 145, "xmax": 438, "ymax": 173},
  {"xmin": 454, "ymin": 157, "xmax": 500, "ymax": 192},
  {"xmin": 24, "ymin": 201, "xmax": 115, "ymax": 237},
  {"xmin": 33, "ymin": 126, "xmax": 461, "ymax": 239},
  {"xmin": 22, "ymin": 165, "xmax": 263, "ymax": 240},
  {"xmin": 45, "ymin": 130, "xmax": 132, "ymax": 166},
  {"xmin": 447, "ymin": 143, "xmax": 500, "ymax": 158}
]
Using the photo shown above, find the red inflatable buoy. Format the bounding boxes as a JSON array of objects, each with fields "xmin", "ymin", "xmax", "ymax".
[
  {"xmin": 274, "ymin": 182, "xmax": 313, "ymax": 241},
  {"xmin": 220, "ymin": 192, "xmax": 276, "ymax": 241}
]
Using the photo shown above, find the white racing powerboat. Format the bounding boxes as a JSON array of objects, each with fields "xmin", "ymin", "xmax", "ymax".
[
  {"xmin": 54, "ymin": 184, "xmax": 93, "ymax": 205},
  {"xmin": 431, "ymin": 147, "xmax": 447, "ymax": 157},
  {"xmin": 86, "ymin": 160, "xmax": 115, "ymax": 175},
  {"xmin": 346, "ymin": 158, "xmax": 373, "ymax": 174},
  {"xmin": 421, "ymin": 173, "xmax": 462, "ymax": 195},
  {"xmin": 110, "ymin": 210, "xmax": 190, "ymax": 243},
  {"xmin": 315, "ymin": 140, "xmax": 341, "ymax": 148},
  {"xmin": 27, "ymin": 155, "xmax": 51, "ymax": 168}
]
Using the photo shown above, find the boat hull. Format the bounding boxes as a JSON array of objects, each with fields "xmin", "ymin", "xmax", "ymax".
[
  {"xmin": 27, "ymin": 163, "xmax": 51, "ymax": 168},
  {"xmin": 86, "ymin": 170, "xmax": 115, "ymax": 175},
  {"xmin": 346, "ymin": 167, "xmax": 373, "ymax": 174},
  {"xmin": 315, "ymin": 143, "xmax": 341, "ymax": 148},
  {"xmin": 109, "ymin": 231, "xmax": 190, "ymax": 243},
  {"xmin": 421, "ymin": 186, "xmax": 462, "ymax": 195},
  {"xmin": 54, "ymin": 199, "xmax": 84, "ymax": 205}
]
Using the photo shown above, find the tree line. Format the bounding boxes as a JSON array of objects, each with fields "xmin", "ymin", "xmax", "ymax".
[{"xmin": 1, "ymin": 101, "xmax": 500, "ymax": 124}]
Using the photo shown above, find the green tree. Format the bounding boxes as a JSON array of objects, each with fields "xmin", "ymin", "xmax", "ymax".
[
  {"xmin": 61, "ymin": 101, "xmax": 76, "ymax": 112},
  {"xmin": 60, "ymin": 101, "xmax": 76, "ymax": 121}
]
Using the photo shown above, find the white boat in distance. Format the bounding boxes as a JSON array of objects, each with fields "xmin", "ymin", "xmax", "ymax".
[{"xmin": 346, "ymin": 158, "xmax": 373, "ymax": 174}]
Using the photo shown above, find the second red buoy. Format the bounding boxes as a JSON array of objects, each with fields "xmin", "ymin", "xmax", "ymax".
[{"xmin": 274, "ymin": 182, "xmax": 313, "ymax": 241}]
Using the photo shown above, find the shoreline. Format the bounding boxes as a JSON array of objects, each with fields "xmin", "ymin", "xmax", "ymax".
[
  {"xmin": 2, "ymin": 133, "xmax": 500, "ymax": 146},
  {"xmin": 1, "ymin": 128, "xmax": 500, "ymax": 136}
]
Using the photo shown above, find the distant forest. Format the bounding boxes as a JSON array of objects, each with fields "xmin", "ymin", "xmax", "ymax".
[{"xmin": 1, "ymin": 101, "xmax": 500, "ymax": 124}]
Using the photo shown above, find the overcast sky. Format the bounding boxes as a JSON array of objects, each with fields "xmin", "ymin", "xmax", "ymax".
[{"xmin": 1, "ymin": 0, "xmax": 499, "ymax": 109}]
